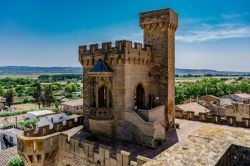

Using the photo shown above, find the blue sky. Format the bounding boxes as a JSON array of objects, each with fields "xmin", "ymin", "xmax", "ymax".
[{"xmin": 0, "ymin": 0, "xmax": 250, "ymax": 71}]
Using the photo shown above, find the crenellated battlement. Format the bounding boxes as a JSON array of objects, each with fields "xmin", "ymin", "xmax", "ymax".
[
  {"xmin": 23, "ymin": 116, "xmax": 84, "ymax": 137},
  {"xmin": 175, "ymin": 109, "xmax": 250, "ymax": 128},
  {"xmin": 17, "ymin": 128, "xmax": 150, "ymax": 166},
  {"xmin": 79, "ymin": 40, "xmax": 151, "ymax": 66},
  {"xmin": 140, "ymin": 8, "xmax": 178, "ymax": 31},
  {"xmin": 58, "ymin": 133, "xmax": 150, "ymax": 166}
]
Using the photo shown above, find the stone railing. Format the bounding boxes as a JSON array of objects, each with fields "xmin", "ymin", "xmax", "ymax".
[
  {"xmin": 175, "ymin": 110, "xmax": 250, "ymax": 128},
  {"xmin": 137, "ymin": 105, "xmax": 165, "ymax": 124},
  {"xmin": 123, "ymin": 110, "xmax": 165, "ymax": 147},
  {"xmin": 17, "ymin": 132, "xmax": 150, "ymax": 166},
  {"xmin": 23, "ymin": 116, "xmax": 84, "ymax": 137}
]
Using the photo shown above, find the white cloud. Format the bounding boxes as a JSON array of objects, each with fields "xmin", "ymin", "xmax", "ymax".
[
  {"xmin": 220, "ymin": 13, "xmax": 241, "ymax": 19},
  {"xmin": 176, "ymin": 24, "xmax": 250, "ymax": 43}
]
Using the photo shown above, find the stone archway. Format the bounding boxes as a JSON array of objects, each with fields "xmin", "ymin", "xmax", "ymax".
[{"xmin": 135, "ymin": 84, "xmax": 145, "ymax": 109}]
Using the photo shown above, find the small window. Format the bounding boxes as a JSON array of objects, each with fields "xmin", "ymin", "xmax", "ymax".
[
  {"xmin": 9, "ymin": 136, "xmax": 13, "ymax": 143},
  {"xmin": 28, "ymin": 155, "xmax": 33, "ymax": 163},
  {"xmin": 37, "ymin": 155, "xmax": 41, "ymax": 162}
]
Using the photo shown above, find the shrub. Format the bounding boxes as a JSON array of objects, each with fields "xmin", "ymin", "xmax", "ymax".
[
  {"xmin": 7, "ymin": 155, "xmax": 24, "ymax": 166},
  {"xmin": 0, "ymin": 110, "xmax": 30, "ymax": 118}
]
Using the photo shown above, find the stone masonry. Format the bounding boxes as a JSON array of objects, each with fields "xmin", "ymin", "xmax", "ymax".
[
  {"xmin": 17, "ymin": 8, "xmax": 179, "ymax": 166},
  {"xmin": 79, "ymin": 8, "xmax": 178, "ymax": 147}
]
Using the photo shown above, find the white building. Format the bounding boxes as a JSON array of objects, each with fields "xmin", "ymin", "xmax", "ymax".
[
  {"xmin": 0, "ymin": 128, "xmax": 23, "ymax": 150},
  {"xmin": 27, "ymin": 110, "xmax": 55, "ymax": 120},
  {"xmin": 62, "ymin": 99, "xmax": 83, "ymax": 114},
  {"xmin": 37, "ymin": 113, "xmax": 69, "ymax": 129}
]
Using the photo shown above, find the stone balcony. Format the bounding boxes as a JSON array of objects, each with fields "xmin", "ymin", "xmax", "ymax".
[{"xmin": 89, "ymin": 107, "xmax": 113, "ymax": 120}]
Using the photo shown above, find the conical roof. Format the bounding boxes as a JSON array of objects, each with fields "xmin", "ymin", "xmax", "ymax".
[{"xmin": 90, "ymin": 59, "xmax": 113, "ymax": 72}]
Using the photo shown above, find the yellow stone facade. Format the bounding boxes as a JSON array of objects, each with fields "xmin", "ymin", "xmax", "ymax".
[{"xmin": 79, "ymin": 8, "xmax": 178, "ymax": 147}]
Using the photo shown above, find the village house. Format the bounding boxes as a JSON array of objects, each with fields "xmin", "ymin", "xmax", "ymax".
[{"xmin": 62, "ymin": 99, "xmax": 83, "ymax": 114}]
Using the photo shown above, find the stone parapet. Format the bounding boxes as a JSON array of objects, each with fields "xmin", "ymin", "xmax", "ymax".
[
  {"xmin": 57, "ymin": 133, "xmax": 150, "ymax": 166},
  {"xmin": 79, "ymin": 40, "xmax": 151, "ymax": 67},
  {"xmin": 23, "ymin": 116, "xmax": 84, "ymax": 137},
  {"xmin": 18, "ymin": 129, "xmax": 150, "ymax": 166},
  {"xmin": 140, "ymin": 8, "xmax": 178, "ymax": 31},
  {"xmin": 175, "ymin": 109, "xmax": 250, "ymax": 128}
]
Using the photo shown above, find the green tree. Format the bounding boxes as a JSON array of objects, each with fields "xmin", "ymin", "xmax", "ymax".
[
  {"xmin": 33, "ymin": 82, "xmax": 42, "ymax": 109},
  {"xmin": 0, "ymin": 85, "xmax": 4, "ymax": 96},
  {"xmin": 65, "ymin": 83, "xmax": 78, "ymax": 93},
  {"xmin": 5, "ymin": 89, "xmax": 14, "ymax": 108},
  {"xmin": 175, "ymin": 78, "xmax": 250, "ymax": 104},
  {"xmin": 7, "ymin": 155, "xmax": 24, "ymax": 166},
  {"xmin": 44, "ymin": 85, "xmax": 54, "ymax": 107}
]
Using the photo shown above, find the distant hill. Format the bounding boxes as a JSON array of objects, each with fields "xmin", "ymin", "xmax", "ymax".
[
  {"xmin": 176, "ymin": 68, "xmax": 250, "ymax": 76},
  {"xmin": 0, "ymin": 66, "xmax": 82, "ymax": 75},
  {"xmin": 0, "ymin": 66, "xmax": 249, "ymax": 76}
]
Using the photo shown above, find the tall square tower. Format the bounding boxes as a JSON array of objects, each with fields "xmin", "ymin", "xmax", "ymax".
[{"xmin": 140, "ymin": 9, "xmax": 178, "ymax": 128}]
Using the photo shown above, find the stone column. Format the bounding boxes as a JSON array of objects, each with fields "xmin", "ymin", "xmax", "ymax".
[
  {"xmin": 95, "ymin": 85, "xmax": 99, "ymax": 109},
  {"xmin": 107, "ymin": 88, "xmax": 110, "ymax": 108}
]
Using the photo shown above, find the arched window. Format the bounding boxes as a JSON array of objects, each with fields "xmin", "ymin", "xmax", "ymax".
[
  {"xmin": 135, "ymin": 84, "xmax": 145, "ymax": 109},
  {"xmin": 98, "ymin": 86, "xmax": 107, "ymax": 108}
]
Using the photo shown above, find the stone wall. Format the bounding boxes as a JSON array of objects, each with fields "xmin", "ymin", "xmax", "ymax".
[
  {"xmin": 219, "ymin": 103, "xmax": 250, "ymax": 121},
  {"xmin": 63, "ymin": 104, "xmax": 83, "ymax": 115},
  {"xmin": 89, "ymin": 119, "xmax": 114, "ymax": 137},
  {"xmin": 116, "ymin": 110, "xmax": 165, "ymax": 147},
  {"xmin": 17, "ymin": 133, "xmax": 59, "ymax": 166},
  {"xmin": 23, "ymin": 116, "xmax": 84, "ymax": 137},
  {"xmin": 216, "ymin": 145, "xmax": 250, "ymax": 166},
  {"xmin": 137, "ymin": 105, "xmax": 165, "ymax": 126},
  {"xmin": 175, "ymin": 109, "xmax": 250, "ymax": 128},
  {"xmin": 17, "ymin": 131, "xmax": 150, "ymax": 166}
]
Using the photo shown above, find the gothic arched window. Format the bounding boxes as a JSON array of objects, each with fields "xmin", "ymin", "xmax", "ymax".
[{"xmin": 135, "ymin": 84, "xmax": 145, "ymax": 109}]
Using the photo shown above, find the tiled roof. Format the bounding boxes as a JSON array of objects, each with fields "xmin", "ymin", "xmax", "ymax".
[
  {"xmin": 62, "ymin": 99, "xmax": 83, "ymax": 106},
  {"xmin": 27, "ymin": 110, "xmax": 55, "ymax": 117},
  {"xmin": 0, "ymin": 146, "xmax": 18, "ymax": 166},
  {"xmin": 234, "ymin": 93, "xmax": 250, "ymax": 99},
  {"xmin": 176, "ymin": 102, "xmax": 210, "ymax": 115},
  {"xmin": 90, "ymin": 59, "xmax": 113, "ymax": 72}
]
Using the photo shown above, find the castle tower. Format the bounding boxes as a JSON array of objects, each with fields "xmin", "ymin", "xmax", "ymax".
[
  {"xmin": 79, "ymin": 8, "xmax": 178, "ymax": 147},
  {"xmin": 140, "ymin": 9, "xmax": 178, "ymax": 128}
]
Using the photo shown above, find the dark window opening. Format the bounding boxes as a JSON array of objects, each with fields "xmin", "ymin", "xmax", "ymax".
[
  {"xmin": 135, "ymin": 84, "xmax": 145, "ymax": 109},
  {"xmin": 98, "ymin": 86, "xmax": 107, "ymax": 108}
]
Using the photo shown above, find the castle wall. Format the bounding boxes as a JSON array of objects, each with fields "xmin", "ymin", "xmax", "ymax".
[
  {"xmin": 89, "ymin": 119, "xmax": 114, "ymax": 136},
  {"xmin": 219, "ymin": 103, "xmax": 250, "ymax": 121},
  {"xmin": 17, "ymin": 133, "xmax": 59, "ymax": 166},
  {"xmin": 175, "ymin": 109, "xmax": 250, "ymax": 128},
  {"xmin": 123, "ymin": 63, "xmax": 154, "ymax": 109},
  {"xmin": 18, "ymin": 131, "xmax": 150, "ymax": 166}
]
